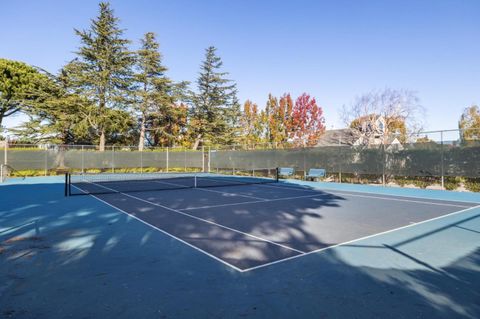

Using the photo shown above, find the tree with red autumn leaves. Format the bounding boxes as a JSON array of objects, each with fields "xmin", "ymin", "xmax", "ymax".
[
  {"xmin": 265, "ymin": 93, "xmax": 325, "ymax": 146},
  {"xmin": 265, "ymin": 93, "xmax": 294, "ymax": 145},
  {"xmin": 289, "ymin": 93, "xmax": 325, "ymax": 146},
  {"xmin": 241, "ymin": 92, "xmax": 325, "ymax": 147},
  {"xmin": 241, "ymin": 100, "xmax": 266, "ymax": 147}
]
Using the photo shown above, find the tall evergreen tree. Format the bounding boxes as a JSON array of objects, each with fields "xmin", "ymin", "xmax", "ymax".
[
  {"xmin": 12, "ymin": 67, "xmax": 92, "ymax": 144},
  {"xmin": 221, "ymin": 89, "xmax": 242, "ymax": 145},
  {"xmin": 0, "ymin": 59, "xmax": 46, "ymax": 131},
  {"xmin": 68, "ymin": 2, "xmax": 134, "ymax": 151},
  {"xmin": 133, "ymin": 32, "xmax": 188, "ymax": 149},
  {"xmin": 133, "ymin": 32, "xmax": 171, "ymax": 150},
  {"xmin": 189, "ymin": 46, "xmax": 238, "ymax": 149}
]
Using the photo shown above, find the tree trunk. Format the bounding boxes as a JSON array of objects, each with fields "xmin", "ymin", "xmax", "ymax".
[
  {"xmin": 192, "ymin": 134, "xmax": 202, "ymax": 150},
  {"xmin": 138, "ymin": 117, "xmax": 146, "ymax": 151},
  {"xmin": 56, "ymin": 145, "xmax": 66, "ymax": 169},
  {"xmin": 99, "ymin": 130, "xmax": 106, "ymax": 152},
  {"xmin": 99, "ymin": 94, "xmax": 106, "ymax": 152}
]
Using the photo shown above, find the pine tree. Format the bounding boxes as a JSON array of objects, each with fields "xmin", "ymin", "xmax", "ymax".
[
  {"xmin": 12, "ymin": 67, "xmax": 92, "ymax": 144},
  {"xmin": 0, "ymin": 59, "xmax": 46, "ymax": 131},
  {"xmin": 221, "ymin": 89, "xmax": 242, "ymax": 145},
  {"xmin": 68, "ymin": 2, "xmax": 134, "ymax": 151},
  {"xmin": 133, "ymin": 32, "xmax": 174, "ymax": 150},
  {"xmin": 190, "ymin": 46, "xmax": 238, "ymax": 149}
]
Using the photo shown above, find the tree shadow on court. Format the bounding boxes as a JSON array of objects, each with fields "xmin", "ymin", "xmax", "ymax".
[{"xmin": 1, "ymin": 182, "xmax": 480, "ymax": 318}]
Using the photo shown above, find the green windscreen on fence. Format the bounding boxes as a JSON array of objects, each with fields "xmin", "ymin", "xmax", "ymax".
[
  {"xmin": 3, "ymin": 142, "xmax": 480, "ymax": 179},
  {"xmin": 209, "ymin": 143, "xmax": 480, "ymax": 178}
]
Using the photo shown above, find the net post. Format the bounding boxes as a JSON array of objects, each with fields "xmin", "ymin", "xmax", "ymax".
[
  {"xmin": 64, "ymin": 173, "xmax": 69, "ymax": 197},
  {"xmin": 275, "ymin": 167, "xmax": 279, "ymax": 182}
]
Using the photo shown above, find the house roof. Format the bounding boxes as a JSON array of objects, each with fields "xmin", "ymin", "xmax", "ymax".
[
  {"xmin": 316, "ymin": 128, "xmax": 404, "ymax": 147},
  {"xmin": 316, "ymin": 129, "xmax": 362, "ymax": 146}
]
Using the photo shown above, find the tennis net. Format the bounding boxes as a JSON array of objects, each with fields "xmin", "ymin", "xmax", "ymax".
[{"xmin": 66, "ymin": 168, "xmax": 279, "ymax": 196}]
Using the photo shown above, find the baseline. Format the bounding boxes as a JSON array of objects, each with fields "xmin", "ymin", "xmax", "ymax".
[
  {"xmin": 254, "ymin": 183, "xmax": 473, "ymax": 208},
  {"xmin": 262, "ymin": 181, "xmax": 480, "ymax": 205}
]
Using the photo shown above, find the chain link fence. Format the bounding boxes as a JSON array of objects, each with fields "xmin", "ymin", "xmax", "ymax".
[
  {"xmin": 209, "ymin": 129, "xmax": 480, "ymax": 190},
  {"xmin": 1, "ymin": 144, "xmax": 205, "ymax": 175},
  {"xmin": 2, "ymin": 129, "xmax": 480, "ymax": 190}
]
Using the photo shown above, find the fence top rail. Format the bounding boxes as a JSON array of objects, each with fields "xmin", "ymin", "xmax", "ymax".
[{"xmin": 3, "ymin": 128, "xmax": 480, "ymax": 151}]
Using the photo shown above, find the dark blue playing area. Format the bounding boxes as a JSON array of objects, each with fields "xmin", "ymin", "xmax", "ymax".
[
  {"xmin": 75, "ymin": 178, "xmax": 478, "ymax": 271},
  {"xmin": 1, "ymin": 176, "xmax": 480, "ymax": 318}
]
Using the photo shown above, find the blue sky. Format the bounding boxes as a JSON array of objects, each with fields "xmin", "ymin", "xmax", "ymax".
[{"xmin": 1, "ymin": 0, "xmax": 479, "ymax": 133}]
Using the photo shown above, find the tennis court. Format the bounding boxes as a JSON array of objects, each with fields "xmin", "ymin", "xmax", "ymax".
[
  {"xmin": 66, "ymin": 170, "xmax": 479, "ymax": 271},
  {"xmin": 2, "ymin": 172, "xmax": 480, "ymax": 318}
]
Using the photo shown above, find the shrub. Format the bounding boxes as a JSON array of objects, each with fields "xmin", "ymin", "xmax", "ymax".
[
  {"xmin": 444, "ymin": 177, "xmax": 461, "ymax": 191},
  {"xmin": 464, "ymin": 178, "xmax": 480, "ymax": 192}
]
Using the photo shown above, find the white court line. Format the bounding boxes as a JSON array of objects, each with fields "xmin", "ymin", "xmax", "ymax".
[
  {"xmin": 263, "ymin": 181, "xmax": 480, "ymax": 205},
  {"xmin": 255, "ymin": 183, "xmax": 472, "ymax": 208},
  {"xmin": 322, "ymin": 191, "xmax": 471, "ymax": 208},
  {"xmin": 156, "ymin": 176, "xmax": 470, "ymax": 209},
  {"xmin": 193, "ymin": 187, "xmax": 268, "ymax": 201},
  {"xmin": 84, "ymin": 181, "xmax": 305, "ymax": 254},
  {"xmin": 179, "ymin": 193, "xmax": 332, "ymax": 211},
  {"xmin": 71, "ymin": 185, "xmax": 244, "ymax": 272},
  {"xmin": 241, "ymin": 204, "xmax": 480, "ymax": 272},
  {"xmin": 152, "ymin": 178, "xmax": 268, "ymax": 201},
  {"xmin": 72, "ymin": 179, "xmax": 479, "ymax": 273},
  {"xmin": 192, "ymin": 175, "xmax": 276, "ymax": 200},
  {"xmin": 181, "ymin": 188, "xmax": 470, "ymax": 211}
]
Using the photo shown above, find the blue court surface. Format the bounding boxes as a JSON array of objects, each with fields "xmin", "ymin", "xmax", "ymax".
[{"xmin": 1, "ymin": 176, "xmax": 480, "ymax": 318}]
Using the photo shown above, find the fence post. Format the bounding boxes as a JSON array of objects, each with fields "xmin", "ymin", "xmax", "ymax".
[
  {"xmin": 441, "ymin": 130, "xmax": 445, "ymax": 189},
  {"xmin": 338, "ymin": 136, "xmax": 342, "ymax": 183},
  {"xmin": 184, "ymin": 148, "xmax": 187, "ymax": 172},
  {"xmin": 112, "ymin": 146, "xmax": 115, "ymax": 173},
  {"xmin": 202, "ymin": 145, "xmax": 205, "ymax": 172},
  {"xmin": 44, "ymin": 148, "xmax": 48, "ymax": 176},
  {"xmin": 3, "ymin": 137, "xmax": 7, "ymax": 166},
  {"xmin": 208, "ymin": 146, "xmax": 211, "ymax": 173},
  {"xmin": 382, "ymin": 143, "xmax": 386, "ymax": 187},
  {"xmin": 81, "ymin": 145, "xmax": 85, "ymax": 173},
  {"xmin": 303, "ymin": 145, "xmax": 307, "ymax": 180},
  {"xmin": 140, "ymin": 148, "xmax": 143, "ymax": 173},
  {"xmin": 166, "ymin": 147, "xmax": 169, "ymax": 172}
]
